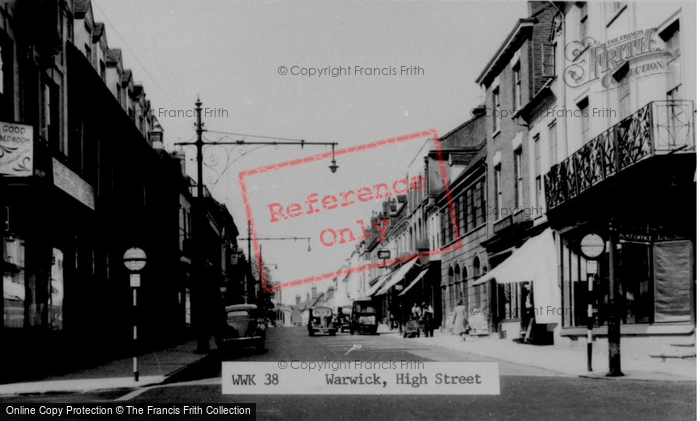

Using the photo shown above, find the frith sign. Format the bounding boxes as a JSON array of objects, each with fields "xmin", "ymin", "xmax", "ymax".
[{"xmin": 564, "ymin": 28, "xmax": 670, "ymax": 90}]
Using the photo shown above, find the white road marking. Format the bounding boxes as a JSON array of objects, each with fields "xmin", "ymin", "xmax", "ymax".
[{"xmin": 115, "ymin": 377, "xmax": 221, "ymax": 401}]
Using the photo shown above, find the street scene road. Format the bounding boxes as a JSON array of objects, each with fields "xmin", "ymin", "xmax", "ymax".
[
  {"xmin": 1, "ymin": 327, "xmax": 693, "ymax": 421},
  {"xmin": 1, "ymin": 1, "xmax": 696, "ymax": 420}
]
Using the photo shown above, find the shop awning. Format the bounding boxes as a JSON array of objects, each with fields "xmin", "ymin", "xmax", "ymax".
[
  {"xmin": 364, "ymin": 273, "xmax": 391, "ymax": 298},
  {"xmin": 376, "ymin": 257, "xmax": 419, "ymax": 296},
  {"xmin": 398, "ymin": 268, "xmax": 429, "ymax": 296},
  {"xmin": 472, "ymin": 228, "xmax": 559, "ymax": 323}
]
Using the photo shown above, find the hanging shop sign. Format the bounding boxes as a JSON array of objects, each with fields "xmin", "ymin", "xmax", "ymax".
[
  {"xmin": 0, "ymin": 122, "xmax": 33, "ymax": 176},
  {"xmin": 52, "ymin": 158, "xmax": 95, "ymax": 210}
]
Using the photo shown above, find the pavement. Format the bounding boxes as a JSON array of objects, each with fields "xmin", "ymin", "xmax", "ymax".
[
  {"xmin": 0, "ymin": 337, "xmax": 218, "ymax": 397},
  {"xmin": 377, "ymin": 324, "xmax": 697, "ymax": 382},
  {"xmin": 0, "ymin": 326, "xmax": 695, "ymax": 397}
]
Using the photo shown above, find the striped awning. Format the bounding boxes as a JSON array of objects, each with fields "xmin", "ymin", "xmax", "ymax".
[
  {"xmin": 376, "ymin": 257, "xmax": 419, "ymax": 296},
  {"xmin": 365, "ymin": 273, "xmax": 391, "ymax": 297},
  {"xmin": 398, "ymin": 268, "xmax": 429, "ymax": 297}
]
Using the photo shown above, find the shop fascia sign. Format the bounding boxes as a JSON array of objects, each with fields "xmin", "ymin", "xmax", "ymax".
[
  {"xmin": 0, "ymin": 122, "xmax": 33, "ymax": 176},
  {"xmin": 564, "ymin": 27, "xmax": 670, "ymax": 91},
  {"xmin": 619, "ymin": 232, "xmax": 683, "ymax": 243},
  {"xmin": 52, "ymin": 158, "xmax": 95, "ymax": 210}
]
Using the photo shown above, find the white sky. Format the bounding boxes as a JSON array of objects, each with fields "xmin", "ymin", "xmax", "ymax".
[{"xmin": 93, "ymin": 0, "xmax": 529, "ymax": 304}]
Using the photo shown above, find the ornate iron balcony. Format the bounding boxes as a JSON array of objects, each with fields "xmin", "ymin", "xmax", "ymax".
[{"xmin": 544, "ymin": 100, "xmax": 695, "ymax": 211}]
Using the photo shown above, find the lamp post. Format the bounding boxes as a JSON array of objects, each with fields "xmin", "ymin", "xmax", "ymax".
[
  {"xmin": 175, "ymin": 97, "xmax": 339, "ymax": 351},
  {"xmin": 123, "ymin": 247, "xmax": 147, "ymax": 382},
  {"xmin": 192, "ymin": 97, "xmax": 209, "ymax": 353},
  {"xmin": 238, "ymin": 236, "xmax": 311, "ymax": 300}
]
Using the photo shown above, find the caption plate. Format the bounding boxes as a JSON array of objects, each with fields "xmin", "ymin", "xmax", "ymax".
[{"xmin": 222, "ymin": 361, "xmax": 500, "ymax": 395}]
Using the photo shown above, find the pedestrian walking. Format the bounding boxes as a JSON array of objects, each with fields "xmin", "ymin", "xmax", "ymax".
[
  {"xmin": 452, "ymin": 300, "xmax": 470, "ymax": 341},
  {"xmin": 422, "ymin": 302, "xmax": 434, "ymax": 337}
]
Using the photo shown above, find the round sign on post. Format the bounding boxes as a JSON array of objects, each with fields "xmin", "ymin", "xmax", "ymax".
[
  {"xmin": 579, "ymin": 232, "xmax": 605, "ymax": 374},
  {"xmin": 580, "ymin": 233, "xmax": 605, "ymax": 260},
  {"xmin": 123, "ymin": 247, "xmax": 147, "ymax": 272},
  {"xmin": 123, "ymin": 247, "xmax": 147, "ymax": 383}
]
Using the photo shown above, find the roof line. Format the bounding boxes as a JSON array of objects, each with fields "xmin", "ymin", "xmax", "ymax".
[{"xmin": 475, "ymin": 18, "xmax": 536, "ymax": 86}]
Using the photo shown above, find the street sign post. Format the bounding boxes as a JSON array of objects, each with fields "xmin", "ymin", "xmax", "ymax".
[
  {"xmin": 585, "ymin": 260, "xmax": 597, "ymax": 372},
  {"xmin": 123, "ymin": 247, "xmax": 147, "ymax": 382},
  {"xmin": 130, "ymin": 274, "xmax": 141, "ymax": 288},
  {"xmin": 580, "ymin": 233, "xmax": 605, "ymax": 259},
  {"xmin": 579, "ymin": 233, "xmax": 604, "ymax": 373}
]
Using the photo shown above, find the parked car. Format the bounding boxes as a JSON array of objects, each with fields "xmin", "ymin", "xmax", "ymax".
[
  {"xmin": 307, "ymin": 307, "xmax": 337, "ymax": 336},
  {"xmin": 350, "ymin": 300, "xmax": 378, "ymax": 335},
  {"xmin": 216, "ymin": 304, "xmax": 266, "ymax": 353}
]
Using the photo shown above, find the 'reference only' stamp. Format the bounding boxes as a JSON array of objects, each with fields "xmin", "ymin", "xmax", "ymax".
[{"xmin": 238, "ymin": 129, "xmax": 461, "ymax": 293}]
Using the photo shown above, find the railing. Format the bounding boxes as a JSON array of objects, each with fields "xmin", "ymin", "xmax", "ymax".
[{"xmin": 544, "ymin": 101, "xmax": 695, "ymax": 210}]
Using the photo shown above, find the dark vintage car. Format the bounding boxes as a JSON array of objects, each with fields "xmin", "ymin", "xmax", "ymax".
[
  {"xmin": 307, "ymin": 307, "xmax": 337, "ymax": 336},
  {"xmin": 216, "ymin": 304, "xmax": 266, "ymax": 352},
  {"xmin": 350, "ymin": 300, "xmax": 378, "ymax": 335}
]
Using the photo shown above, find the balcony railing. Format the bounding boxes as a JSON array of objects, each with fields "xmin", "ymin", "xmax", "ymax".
[{"xmin": 544, "ymin": 101, "xmax": 695, "ymax": 210}]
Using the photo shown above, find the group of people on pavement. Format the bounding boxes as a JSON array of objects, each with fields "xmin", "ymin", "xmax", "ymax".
[
  {"xmin": 388, "ymin": 301, "xmax": 435, "ymax": 337},
  {"xmin": 388, "ymin": 300, "xmax": 471, "ymax": 341}
]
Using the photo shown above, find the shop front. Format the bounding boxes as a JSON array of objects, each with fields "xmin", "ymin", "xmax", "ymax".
[
  {"xmin": 2, "ymin": 146, "xmax": 100, "ymax": 383},
  {"xmin": 545, "ymin": 100, "xmax": 696, "ymax": 355},
  {"xmin": 557, "ymin": 221, "xmax": 695, "ymax": 354},
  {"xmin": 473, "ymin": 227, "xmax": 560, "ymax": 343}
]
